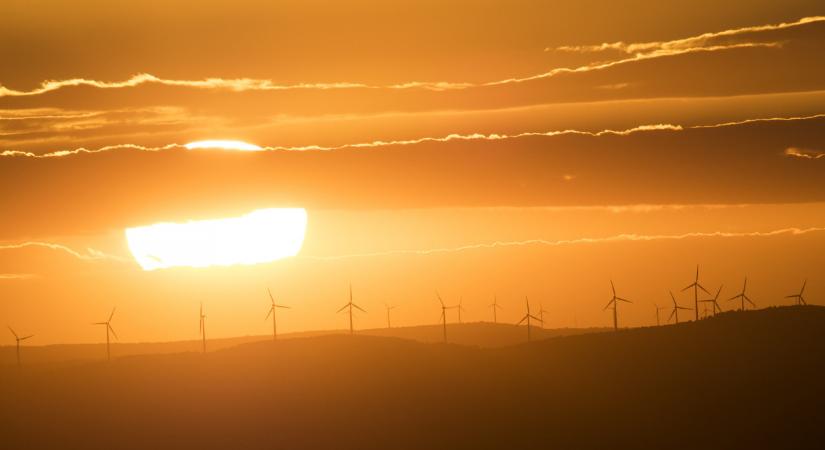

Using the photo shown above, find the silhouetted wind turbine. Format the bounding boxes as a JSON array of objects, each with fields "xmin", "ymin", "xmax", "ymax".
[
  {"xmin": 384, "ymin": 303, "xmax": 396, "ymax": 328},
  {"xmin": 199, "ymin": 303, "xmax": 207, "ymax": 353},
  {"xmin": 728, "ymin": 278, "xmax": 755, "ymax": 311},
  {"xmin": 604, "ymin": 281, "xmax": 632, "ymax": 331},
  {"xmin": 457, "ymin": 297, "xmax": 466, "ymax": 323},
  {"xmin": 7, "ymin": 326, "xmax": 33, "ymax": 367},
  {"xmin": 699, "ymin": 285, "xmax": 724, "ymax": 316},
  {"xmin": 337, "ymin": 284, "xmax": 366, "ymax": 334},
  {"xmin": 93, "ymin": 308, "xmax": 117, "ymax": 361},
  {"xmin": 437, "ymin": 292, "xmax": 457, "ymax": 342},
  {"xmin": 668, "ymin": 291, "xmax": 692, "ymax": 324},
  {"xmin": 682, "ymin": 265, "xmax": 710, "ymax": 321},
  {"xmin": 654, "ymin": 303, "xmax": 667, "ymax": 326},
  {"xmin": 489, "ymin": 295, "xmax": 503, "ymax": 324},
  {"xmin": 517, "ymin": 297, "xmax": 542, "ymax": 341},
  {"xmin": 785, "ymin": 280, "xmax": 808, "ymax": 306},
  {"xmin": 266, "ymin": 288, "xmax": 291, "ymax": 341},
  {"xmin": 537, "ymin": 303, "xmax": 549, "ymax": 329}
]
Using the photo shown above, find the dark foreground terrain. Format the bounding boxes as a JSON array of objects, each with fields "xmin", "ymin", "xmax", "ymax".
[{"xmin": 2, "ymin": 306, "xmax": 824, "ymax": 449}]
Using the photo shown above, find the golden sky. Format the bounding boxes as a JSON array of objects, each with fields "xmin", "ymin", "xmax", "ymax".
[{"xmin": 1, "ymin": 1, "xmax": 824, "ymax": 344}]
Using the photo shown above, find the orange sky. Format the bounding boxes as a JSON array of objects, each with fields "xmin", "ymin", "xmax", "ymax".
[{"xmin": 1, "ymin": 1, "xmax": 824, "ymax": 344}]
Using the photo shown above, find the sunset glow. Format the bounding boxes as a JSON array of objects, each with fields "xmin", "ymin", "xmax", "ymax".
[
  {"xmin": 125, "ymin": 208, "xmax": 307, "ymax": 270},
  {"xmin": 183, "ymin": 140, "xmax": 263, "ymax": 151}
]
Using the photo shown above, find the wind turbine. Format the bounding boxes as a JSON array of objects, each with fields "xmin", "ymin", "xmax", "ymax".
[
  {"xmin": 785, "ymin": 280, "xmax": 808, "ymax": 306},
  {"xmin": 199, "ymin": 303, "xmax": 207, "ymax": 353},
  {"xmin": 337, "ymin": 284, "xmax": 366, "ymax": 334},
  {"xmin": 682, "ymin": 265, "xmax": 710, "ymax": 321},
  {"xmin": 437, "ymin": 292, "xmax": 457, "ymax": 342},
  {"xmin": 699, "ymin": 285, "xmax": 724, "ymax": 316},
  {"xmin": 266, "ymin": 288, "xmax": 291, "ymax": 341},
  {"xmin": 654, "ymin": 303, "xmax": 667, "ymax": 326},
  {"xmin": 93, "ymin": 308, "xmax": 118, "ymax": 361},
  {"xmin": 536, "ymin": 303, "xmax": 549, "ymax": 329},
  {"xmin": 457, "ymin": 297, "xmax": 466, "ymax": 324},
  {"xmin": 7, "ymin": 326, "xmax": 33, "ymax": 367},
  {"xmin": 489, "ymin": 295, "xmax": 503, "ymax": 324},
  {"xmin": 728, "ymin": 278, "xmax": 755, "ymax": 311},
  {"xmin": 604, "ymin": 281, "xmax": 632, "ymax": 331},
  {"xmin": 668, "ymin": 291, "xmax": 692, "ymax": 324},
  {"xmin": 517, "ymin": 297, "xmax": 542, "ymax": 341},
  {"xmin": 384, "ymin": 303, "xmax": 396, "ymax": 328}
]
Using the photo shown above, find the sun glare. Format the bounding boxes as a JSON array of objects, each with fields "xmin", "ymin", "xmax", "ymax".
[
  {"xmin": 184, "ymin": 140, "xmax": 263, "ymax": 151},
  {"xmin": 125, "ymin": 208, "xmax": 307, "ymax": 270}
]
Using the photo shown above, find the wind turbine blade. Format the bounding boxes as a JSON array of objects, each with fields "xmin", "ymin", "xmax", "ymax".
[
  {"xmin": 745, "ymin": 296, "xmax": 756, "ymax": 307},
  {"xmin": 617, "ymin": 297, "xmax": 632, "ymax": 303},
  {"xmin": 670, "ymin": 291, "xmax": 676, "ymax": 304},
  {"xmin": 93, "ymin": 322, "xmax": 107, "ymax": 325},
  {"xmin": 529, "ymin": 314, "xmax": 541, "ymax": 321},
  {"xmin": 698, "ymin": 284, "xmax": 711, "ymax": 295},
  {"xmin": 275, "ymin": 304, "xmax": 291, "ymax": 309},
  {"xmin": 681, "ymin": 284, "xmax": 693, "ymax": 292},
  {"xmin": 801, "ymin": 279, "xmax": 807, "ymax": 295},
  {"xmin": 109, "ymin": 307, "xmax": 116, "ymax": 322},
  {"xmin": 336, "ymin": 304, "xmax": 349, "ymax": 313},
  {"xmin": 353, "ymin": 303, "xmax": 367, "ymax": 313},
  {"xmin": 669, "ymin": 310, "xmax": 676, "ymax": 321},
  {"xmin": 437, "ymin": 292, "xmax": 445, "ymax": 307},
  {"xmin": 108, "ymin": 324, "xmax": 118, "ymax": 340},
  {"xmin": 268, "ymin": 288, "xmax": 275, "ymax": 304},
  {"xmin": 7, "ymin": 326, "xmax": 17, "ymax": 339},
  {"xmin": 20, "ymin": 335, "xmax": 34, "ymax": 340},
  {"xmin": 603, "ymin": 299, "xmax": 614, "ymax": 310},
  {"xmin": 265, "ymin": 307, "xmax": 273, "ymax": 320},
  {"xmin": 714, "ymin": 285, "xmax": 723, "ymax": 300},
  {"xmin": 517, "ymin": 315, "xmax": 527, "ymax": 325},
  {"xmin": 727, "ymin": 294, "xmax": 740, "ymax": 301},
  {"xmin": 610, "ymin": 280, "xmax": 616, "ymax": 297},
  {"xmin": 784, "ymin": 294, "xmax": 797, "ymax": 299}
]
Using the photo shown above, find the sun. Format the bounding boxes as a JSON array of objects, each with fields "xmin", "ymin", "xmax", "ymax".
[
  {"xmin": 184, "ymin": 140, "xmax": 263, "ymax": 151},
  {"xmin": 125, "ymin": 208, "xmax": 307, "ymax": 270}
]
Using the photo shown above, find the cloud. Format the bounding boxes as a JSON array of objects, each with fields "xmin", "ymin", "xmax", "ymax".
[
  {"xmin": 552, "ymin": 16, "xmax": 824, "ymax": 54},
  {"xmin": 303, "ymin": 227, "xmax": 825, "ymax": 260},
  {"xmin": 0, "ymin": 241, "xmax": 127, "ymax": 262},
  {"xmin": 784, "ymin": 147, "xmax": 825, "ymax": 159},
  {"xmin": 0, "ymin": 273, "xmax": 36, "ymax": 280},
  {"xmin": 4, "ymin": 113, "xmax": 824, "ymax": 159},
  {"xmin": 2, "ymin": 16, "xmax": 819, "ymax": 98}
]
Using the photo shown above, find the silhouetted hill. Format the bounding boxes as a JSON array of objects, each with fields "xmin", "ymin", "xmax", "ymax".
[
  {"xmin": 2, "ymin": 306, "xmax": 823, "ymax": 449},
  {"xmin": 0, "ymin": 322, "xmax": 608, "ymax": 366}
]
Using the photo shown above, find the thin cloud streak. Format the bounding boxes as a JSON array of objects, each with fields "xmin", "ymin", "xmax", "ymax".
[
  {"xmin": 3, "ymin": 113, "xmax": 823, "ymax": 159},
  {"xmin": 302, "ymin": 227, "xmax": 825, "ymax": 260},
  {"xmin": 785, "ymin": 147, "xmax": 825, "ymax": 159},
  {"xmin": 0, "ymin": 273, "xmax": 37, "ymax": 280},
  {"xmin": 2, "ymin": 14, "xmax": 818, "ymax": 97},
  {"xmin": 0, "ymin": 241, "xmax": 127, "ymax": 262},
  {"xmin": 552, "ymin": 16, "xmax": 824, "ymax": 54}
]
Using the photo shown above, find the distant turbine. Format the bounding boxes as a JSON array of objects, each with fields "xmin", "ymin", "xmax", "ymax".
[
  {"xmin": 654, "ymin": 303, "xmax": 667, "ymax": 326},
  {"xmin": 489, "ymin": 295, "xmax": 503, "ymax": 324},
  {"xmin": 337, "ymin": 284, "xmax": 366, "ymax": 335},
  {"xmin": 668, "ymin": 291, "xmax": 692, "ymax": 324},
  {"xmin": 517, "ymin": 297, "xmax": 542, "ymax": 342},
  {"xmin": 536, "ymin": 303, "xmax": 549, "ymax": 329},
  {"xmin": 266, "ymin": 288, "xmax": 291, "ymax": 341},
  {"xmin": 699, "ymin": 285, "xmax": 724, "ymax": 316},
  {"xmin": 7, "ymin": 326, "xmax": 33, "ymax": 368},
  {"xmin": 728, "ymin": 278, "xmax": 755, "ymax": 311},
  {"xmin": 384, "ymin": 303, "xmax": 396, "ymax": 328},
  {"xmin": 437, "ymin": 292, "xmax": 457, "ymax": 342},
  {"xmin": 93, "ymin": 308, "xmax": 118, "ymax": 361},
  {"xmin": 682, "ymin": 265, "xmax": 711, "ymax": 321},
  {"xmin": 604, "ymin": 281, "xmax": 632, "ymax": 331},
  {"xmin": 199, "ymin": 303, "xmax": 207, "ymax": 353},
  {"xmin": 785, "ymin": 280, "xmax": 808, "ymax": 306},
  {"xmin": 457, "ymin": 297, "xmax": 467, "ymax": 324}
]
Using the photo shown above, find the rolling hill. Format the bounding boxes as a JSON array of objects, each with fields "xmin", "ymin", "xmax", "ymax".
[{"xmin": 1, "ymin": 306, "xmax": 823, "ymax": 449}]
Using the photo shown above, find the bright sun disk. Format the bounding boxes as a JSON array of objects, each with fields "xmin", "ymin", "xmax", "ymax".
[{"xmin": 184, "ymin": 140, "xmax": 263, "ymax": 151}]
